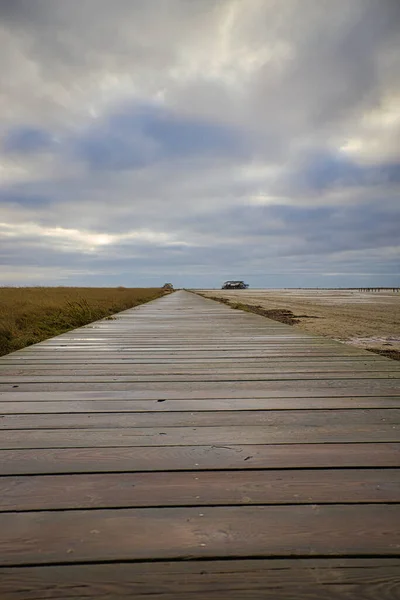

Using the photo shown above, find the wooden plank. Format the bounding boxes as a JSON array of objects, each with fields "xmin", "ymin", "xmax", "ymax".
[
  {"xmin": 21, "ymin": 344, "xmax": 348, "ymax": 350},
  {"xmin": 10, "ymin": 338, "xmax": 351, "ymax": 344},
  {"xmin": 2, "ymin": 355, "xmax": 387, "ymax": 363},
  {"xmin": 10, "ymin": 345, "xmax": 357, "ymax": 351},
  {"xmin": 1, "ymin": 424, "xmax": 399, "ymax": 448},
  {"xmin": 1, "ymin": 558, "xmax": 400, "ymax": 599},
  {"xmin": 1, "ymin": 379, "xmax": 399, "ymax": 393},
  {"xmin": 2, "ymin": 443, "xmax": 399, "ymax": 475},
  {"xmin": 2, "ymin": 360, "xmax": 398, "ymax": 370},
  {"xmin": 2, "ymin": 409, "xmax": 399, "ymax": 429},
  {"xmin": 5, "ymin": 372, "xmax": 400, "ymax": 383},
  {"xmin": 2, "ymin": 363, "xmax": 399, "ymax": 376},
  {"xmin": 14, "ymin": 342, "xmax": 389, "ymax": 347},
  {"xmin": 2, "ymin": 397, "xmax": 400, "ymax": 414},
  {"xmin": 3, "ymin": 352, "xmax": 378, "ymax": 359},
  {"xmin": 1, "ymin": 505, "xmax": 400, "ymax": 565},
  {"xmin": 1, "ymin": 469, "xmax": 399, "ymax": 511},
  {"xmin": 5, "ymin": 342, "xmax": 375, "ymax": 350},
  {"xmin": 21, "ymin": 351, "xmax": 388, "ymax": 357},
  {"xmin": 2, "ymin": 389, "xmax": 400, "ymax": 403},
  {"xmin": 0, "ymin": 337, "xmax": 348, "ymax": 341}
]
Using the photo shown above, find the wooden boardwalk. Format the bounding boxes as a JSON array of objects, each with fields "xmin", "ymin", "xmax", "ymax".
[{"xmin": 0, "ymin": 289, "xmax": 399, "ymax": 599}]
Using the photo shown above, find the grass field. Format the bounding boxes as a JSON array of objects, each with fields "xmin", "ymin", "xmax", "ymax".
[{"xmin": 0, "ymin": 287, "xmax": 165, "ymax": 357}]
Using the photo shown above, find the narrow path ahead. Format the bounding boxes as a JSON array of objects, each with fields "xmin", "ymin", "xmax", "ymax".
[{"xmin": 0, "ymin": 290, "xmax": 399, "ymax": 598}]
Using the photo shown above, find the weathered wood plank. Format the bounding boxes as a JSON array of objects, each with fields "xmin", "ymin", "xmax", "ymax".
[
  {"xmin": 1, "ymin": 424, "xmax": 399, "ymax": 448},
  {"xmin": 3, "ymin": 372, "xmax": 399, "ymax": 383},
  {"xmin": 1, "ymin": 505, "xmax": 400, "ymax": 565},
  {"xmin": 3, "ymin": 363, "xmax": 399, "ymax": 376},
  {"xmin": 2, "ymin": 409, "xmax": 399, "ymax": 429},
  {"xmin": 0, "ymin": 369, "xmax": 400, "ymax": 384},
  {"xmin": 1, "ymin": 355, "xmax": 387, "ymax": 363},
  {"xmin": 2, "ymin": 397, "xmax": 400, "ymax": 414},
  {"xmin": 1, "ymin": 379, "xmax": 399, "ymax": 393},
  {"xmin": 61, "ymin": 350, "xmax": 398, "ymax": 358},
  {"xmin": 1, "ymin": 469, "xmax": 399, "ymax": 511},
  {"xmin": 2, "ymin": 389, "xmax": 400, "ymax": 402},
  {"xmin": 1, "ymin": 443, "xmax": 398, "ymax": 475},
  {"xmin": 1, "ymin": 558, "xmax": 400, "ymax": 599}
]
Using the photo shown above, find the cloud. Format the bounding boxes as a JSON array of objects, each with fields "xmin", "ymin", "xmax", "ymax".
[
  {"xmin": 0, "ymin": 0, "xmax": 399, "ymax": 287},
  {"xmin": 3, "ymin": 126, "xmax": 55, "ymax": 155},
  {"xmin": 71, "ymin": 101, "xmax": 247, "ymax": 171}
]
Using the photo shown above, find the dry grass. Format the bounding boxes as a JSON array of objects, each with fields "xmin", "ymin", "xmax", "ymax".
[
  {"xmin": 205, "ymin": 296, "xmax": 305, "ymax": 325},
  {"xmin": 0, "ymin": 287, "xmax": 165, "ymax": 356}
]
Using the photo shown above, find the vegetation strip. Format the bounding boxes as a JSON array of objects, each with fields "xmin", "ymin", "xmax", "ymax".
[{"xmin": 0, "ymin": 287, "xmax": 166, "ymax": 356}]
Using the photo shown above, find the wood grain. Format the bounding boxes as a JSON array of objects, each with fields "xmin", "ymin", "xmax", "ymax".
[
  {"xmin": 1, "ymin": 469, "xmax": 399, "ymax": 511},
  {"xmin": 1, "ymin": 443, "xmax": 399, "ymax": 475},
  {"xmin": 1, "ymin": 559, "xmax": 400, "ymax": 599},
  {"xmin": 3, "ymin": 362, "xmax": 399, "ymax": 375},
  {"xmin": 1, "ymin": 505, "xmax": 400, "ymax": 565},
  {"xmin": 1, "ymin": 408, "xmax": 399, "ymax": 429},
  {"xmin": 2, "ymin": 423, "xmax": 399, "ymax": 448},
  {"xmin": 1, "ymin": 378, "xmax": 399, "ymax": 393},
  {"xmin": 1, "ymin": 397, "xmax": 400, "ymax": 413}
]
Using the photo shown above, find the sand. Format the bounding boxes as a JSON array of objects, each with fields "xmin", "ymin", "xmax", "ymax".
[{"xmin": 197, "ymin": 289, "xmax": 400, "ymax": 352}]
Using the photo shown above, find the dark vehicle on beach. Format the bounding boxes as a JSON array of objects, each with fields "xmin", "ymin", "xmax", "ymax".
[{"xmin": 221, "ymin": 281, "xmax": 249, "ymax": 289}]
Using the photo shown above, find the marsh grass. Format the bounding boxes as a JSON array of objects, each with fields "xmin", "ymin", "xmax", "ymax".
[
  {"xmin": 0, "ymin": 287, "xmax": 164, "ymax": 356},
  {"xmin": 204, "ymin": 295, "xmax": 303, "ymax": 325}
]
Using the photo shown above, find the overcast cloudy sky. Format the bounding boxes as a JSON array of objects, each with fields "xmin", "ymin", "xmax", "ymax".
[{"xmin": 0, "ymin": 0, "xmax": 399, "ymax": 288}]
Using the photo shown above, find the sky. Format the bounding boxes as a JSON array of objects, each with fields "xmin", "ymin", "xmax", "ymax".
[{"xmin": 0, "ymin": 0, "xmax": 399, "ymax": 288}]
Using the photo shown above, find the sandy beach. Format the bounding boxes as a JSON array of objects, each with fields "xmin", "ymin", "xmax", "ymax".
[{"xmin": 197, "ymin": 289, "xmax": 400, "ymax": 353}]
